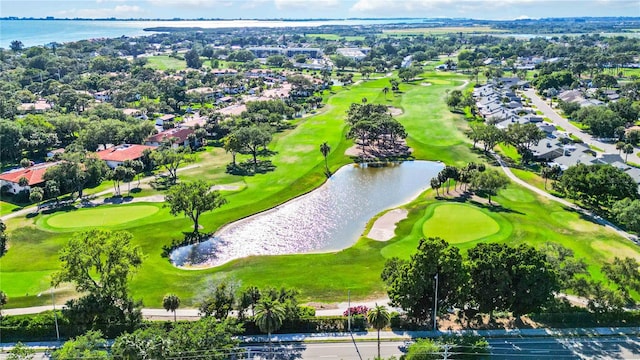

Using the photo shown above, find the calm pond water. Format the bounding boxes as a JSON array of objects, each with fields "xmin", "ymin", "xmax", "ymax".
[{"xmin": 170, "ymin": 160, "xmax": 443, "ymax": 268}]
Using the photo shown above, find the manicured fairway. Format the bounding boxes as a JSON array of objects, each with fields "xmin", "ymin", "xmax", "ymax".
[
  {"xmin": 44, "ymin": 205, "xmax": 160, "ymax": 229},
  {"xmin": 422, "ymin": 203, "xmax": 501, "ymax": 244},
  {"xmin": 3, "ymin": 71, "xmax": 640, "ymax": 308}
]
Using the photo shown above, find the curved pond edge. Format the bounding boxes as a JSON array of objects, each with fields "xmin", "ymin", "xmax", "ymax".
[{"xmin": 170, "ymin": 160, "xmax": 445, "ymax": 270}]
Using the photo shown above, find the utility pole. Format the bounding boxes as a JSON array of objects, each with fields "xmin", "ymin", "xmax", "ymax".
[
  {"xmin": 347, "ymin": 289, "xmax": 351, "ymax": 332},
  {"xmin": 433, "ymin": 273, "xmax": 439, "ymax": 332},
  {"xmin": 51, "ymin": 289, "xmax": 60, "ymax": 342}
]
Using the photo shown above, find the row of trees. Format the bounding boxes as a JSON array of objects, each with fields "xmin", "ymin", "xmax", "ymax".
[
  {"xmin": 468, "ymin": 122, "xmax": 545, "ymax": 162},
  {"xmin": 554, "ymin": 163, "xmax": 637, "ymax": 210},
  {"xmin": 383, "ymin": 237, "xmax": 640, "ymax": 327},
  {"xmin": 382, "ymin": 238, "xmax": 559, "ymax": 326},
  {"xmin": 429, "ymin": 162, "xmax": 510, "ymax": 203}
]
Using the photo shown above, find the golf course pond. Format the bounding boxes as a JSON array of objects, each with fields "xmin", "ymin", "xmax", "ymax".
[{"xmin": 170, "ymin": 160, "xmax": 444, "ymax": 268}]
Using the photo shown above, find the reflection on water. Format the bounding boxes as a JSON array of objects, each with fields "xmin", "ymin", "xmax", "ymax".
[{"xmin": 170, "ymin": 161, "xmax": 443, "ymax": 268}]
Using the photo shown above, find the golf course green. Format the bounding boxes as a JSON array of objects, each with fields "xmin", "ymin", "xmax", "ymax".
[
  {"xmin": 44, "ymin": 205, "xmax": 160, "ymax": 230},
  {"xmin": 422, "ymin": 203, "xmax": 501, "ymax": 244},
  {"xmin": 3, "ymin": 70, "xmax": 639, "ymax": 308}
]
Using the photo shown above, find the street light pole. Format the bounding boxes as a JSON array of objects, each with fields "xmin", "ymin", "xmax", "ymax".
[
  {"xmin": 433, "ymin": 273, "xmax": 439, "ymax": 332},
  {"xmin": 347, "ymin": 289, "xmax": 351, "ymax": 332}
]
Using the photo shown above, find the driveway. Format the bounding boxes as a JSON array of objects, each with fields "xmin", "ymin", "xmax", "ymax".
[{"xmin": 523, "ymin": 89, "xmax": 640, "ymax": 164}]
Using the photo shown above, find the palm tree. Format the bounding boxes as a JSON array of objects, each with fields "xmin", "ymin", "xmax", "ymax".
[
  {"xmin": 616, "ymin": 141, "xmax": 626, "ymax": 155},
  {"xmin": 367, "ymin": 304, "xmax": 390, "ymax": 360},
  {"xmin": 430, "ymin": 178, "xmax": 441, "ymax": 197},
  {"xmin": 320, "ymin": 142, "xmax": 331, "ymax": 176},
  {"xmin": 624, "ymin": 143, "xmax": 634, "ymax": 163},
  {"xmin": 254, "ymin": 298, "xmax": 286, "ymax": 354},
  {"xmin": 382, "ymin": 87, "xmax": 390, "ymax": 100},
  {"xmin": 162, "ymin": 293, "xmax": 180, "ymax": 322}
]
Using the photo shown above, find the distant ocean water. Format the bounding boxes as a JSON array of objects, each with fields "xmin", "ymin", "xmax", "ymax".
[{"xmin": 0, "ymin": 19, "xmax": 423, "ymax": 48}]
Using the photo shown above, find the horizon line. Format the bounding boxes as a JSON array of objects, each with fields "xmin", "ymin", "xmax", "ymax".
[{"xmin": 3, "ymin": 16, "xmax": 640, "ymax": 21}]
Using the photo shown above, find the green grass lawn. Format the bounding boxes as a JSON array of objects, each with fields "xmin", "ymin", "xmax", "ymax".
[
  {"xmin": 144, "ymin": 55, "xmax": 187, "ymax": 71},
  {"xmin": 42, "ymin": 205, "xmax": 160, "ymax": 230},
  {"xmin": 0, "ymin": 200, "xmax": 23, "ymax": 217},
  {"xmin": 2, "ymin": 71, "xmax": 638, "ymax": 308}
]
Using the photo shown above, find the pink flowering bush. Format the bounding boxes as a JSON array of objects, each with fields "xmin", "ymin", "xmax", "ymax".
[{"xmin": 343, "ymin": 305, "xmax": 369, "ymax": 317}]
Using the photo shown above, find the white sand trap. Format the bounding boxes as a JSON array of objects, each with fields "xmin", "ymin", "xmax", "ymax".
[
  {"xmin": 211, "ymin": 184, "xmax": 241, "ymax": 191},
  {"xmin": 367, "ymin": 208, "xmax": 409, "ymax": 241},
  {"xmin": 420, "ymin": 82, "xmax": 432, "ymax": 86},
  {"xmin": 387, "ymin": 106, "xmax": 404, "ymax": 116}
]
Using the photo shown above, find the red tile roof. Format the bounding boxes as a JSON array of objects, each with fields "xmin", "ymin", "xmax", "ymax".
[
  {"xmin": 146, "ymin": 128, "xmax": 194, "ymax": 144},
  {"xmin": 95, "ymin": 144, "xmax": 155, "ymax": 163},
  {"xmin": 0, "ymin": 162, "xmax": 60, "ymax": 186}
]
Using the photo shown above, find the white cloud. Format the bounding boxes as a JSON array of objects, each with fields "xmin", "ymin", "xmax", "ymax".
[
  {"xmin": 56, "ymin": 4, "xmax": 144, "ymax": 18},
  {"xmin": 274, "ymin": 0, "xmax": 339, "ymax": 9},
  {"xmin": 146, "ymin": 0, "xmax": 233, "ymax": 7}
]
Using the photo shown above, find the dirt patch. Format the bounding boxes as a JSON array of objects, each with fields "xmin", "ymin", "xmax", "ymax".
[{"xmin": 368, "ymin": 209, "xmax": 408, "ymax": 241}]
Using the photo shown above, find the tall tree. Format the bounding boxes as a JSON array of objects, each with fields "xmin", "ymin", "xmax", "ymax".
[
  {"xmin": 152, "ymin": 148, "xmax": 190, "ymax": 184},
  {"xmin": 382, "ymin": 237, "xmax": 468, "ymax": 324},
  {"xmin": 163, "ymin": 294, "xmax": 181, "ymax": 322},
  {"xmin": 468, "ymin": 243, "xmax": 559, "ymax": 319},
  {"xmin": 624, "ymin": 143, "xmax": 634, "ymax": 163},
  {"xmin": 224, "ymin": 133, "xmax": 242, "ymax": 166},
  {"xmin": 367, "ymin": 304, "xmax": 391, "ymax": 359},
  {"xmin": 254, "ymin": 298, "xmax": 286, "ymax": 353},
  {"xmin": 234, "ymin": 126, "xmax": 273, "ymax": 166},
  {"xmin": 184, "ymin": 48, "xmax": 202, "ymax": 69},
  {"xmin": 165, "ymin": 180, "xmax": 227, "ymax": 233},
  {"xmin": 319, "ymin": 141, "xmax": 331, "ymax": 176},
  {"xmin": 52, "ymin": 230, "xmax": 143, "ymax": 319},
  {"xmin": 470, "ymin": 170, "xmax": 509, "ymax": 205}
]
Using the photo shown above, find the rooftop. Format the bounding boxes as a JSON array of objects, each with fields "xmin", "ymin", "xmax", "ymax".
[
  {"xmin": 0, "ymin": 162, "xmax": 60, "ymax": 186},
  {"xmin": 95, "ymin": 144, "xmax": 155, "ymax": 162}
]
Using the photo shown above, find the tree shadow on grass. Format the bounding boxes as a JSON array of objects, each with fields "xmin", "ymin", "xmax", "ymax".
[
  {"xmin": 443, "ymin": 192, "xmax": 525, "ymax": 215},
  {"xmin": 41, "ymin": 204, "xmax": 77, "ymax": 215}
]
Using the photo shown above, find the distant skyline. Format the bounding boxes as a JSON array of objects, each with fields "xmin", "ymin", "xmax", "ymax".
[{"xmin": 1, "ymin": 0, "xmax": 639, "ymax": 20}]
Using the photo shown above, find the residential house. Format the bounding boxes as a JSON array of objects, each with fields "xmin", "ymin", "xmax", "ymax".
[
  {"xmin": 93, "ymin": 90, "xmax": 111, "ymax": 102},
  {"xmin": 96, "ymin": 144, "xmax": 155, "ymax": 169},
  {"xmin": 0, "ymin": 162, "xmax": 59, "ymax": 194},
  {"xmin": 211, "ymin": 69, "xmax": 238, "ymax": 77},
  {"xmin": 156, "ymin": 114, "xmax": 175, "ymax": 127},
  {"xmin": 18, "ymin": 100, "xmax": 52, "ymax": 113},
  {"xmin": 145, "ymin": 128, "xmax": 196, "ymax": 149}
]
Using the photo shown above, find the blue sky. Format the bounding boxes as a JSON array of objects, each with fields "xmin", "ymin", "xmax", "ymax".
[{"xmin": 2, "ymin": 0, "xmax": 639, "ymax": 20}]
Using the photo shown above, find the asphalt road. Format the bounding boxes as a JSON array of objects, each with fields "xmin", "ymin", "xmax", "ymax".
[
  {"xmin": 489, "ymin": 336, "xmax": 640, "ymax": 359},
  {"xmin": 3, "ymin": 336, "xmax": 640, "ymax": 359}
]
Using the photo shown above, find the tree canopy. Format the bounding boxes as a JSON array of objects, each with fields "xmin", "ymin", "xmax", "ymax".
[
  {"xmin": 382, "ymin": 237, "xmax": 468, "ymax": 324},
  {"xmin": 165, "ymin": 180, "xmax": 227, "ymax": 233}
]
